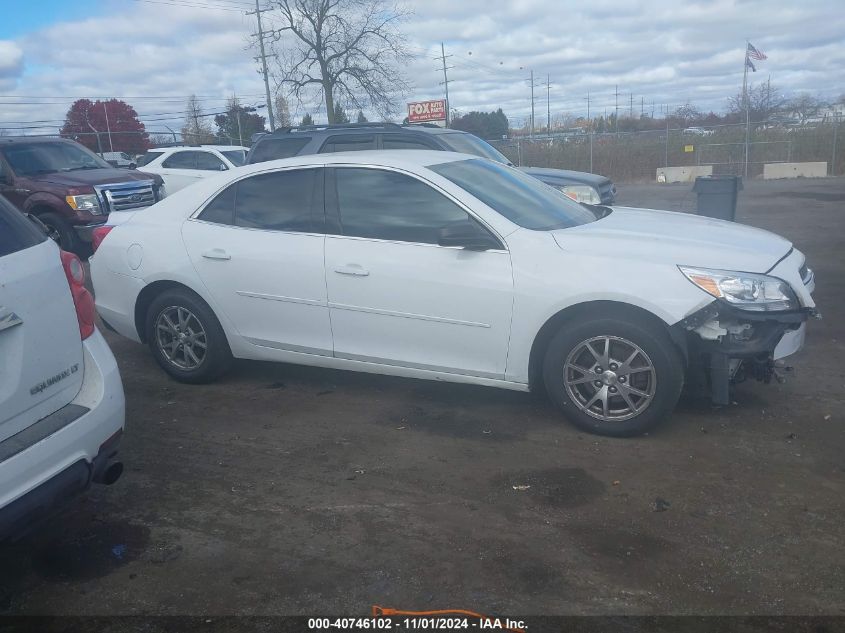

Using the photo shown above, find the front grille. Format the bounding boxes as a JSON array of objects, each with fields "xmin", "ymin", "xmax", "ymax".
[{"xmin": 94, "ymin": 180, "xmax": 156, "ymax": 213}]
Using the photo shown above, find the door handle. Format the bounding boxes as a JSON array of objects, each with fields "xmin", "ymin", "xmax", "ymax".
[
  {"xmin": 334, "ymin": 264, "xmax": 369, "ymax": 277},
  {"xmin": 0, "ymin": 308, "xmax": 23, "ymax": 333},
  {"xmin": 202, "ymin": 248, "xmax": 231, "ymax": 260}
]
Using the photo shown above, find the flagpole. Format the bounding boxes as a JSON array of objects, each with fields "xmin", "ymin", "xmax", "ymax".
[{"xmin": 743, "ymin": 40, "xmax": 750, "ymax": 179}]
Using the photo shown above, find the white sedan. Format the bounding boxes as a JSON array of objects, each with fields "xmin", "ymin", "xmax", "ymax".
[
  {"xmin": 90, "ymin": 151, "xmax": 816, "ymax": 436},
  {"xmin": 135, "ymin": 145, "xmax": 248, "ymax": 193}
]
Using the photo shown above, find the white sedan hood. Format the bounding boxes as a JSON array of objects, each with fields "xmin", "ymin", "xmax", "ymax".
[{"xmin": 552, "ymin": 206, "xmax": 792, "ymax": 273}]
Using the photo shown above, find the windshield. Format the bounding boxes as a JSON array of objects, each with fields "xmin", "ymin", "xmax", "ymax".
[
  {"xmin": 429, "ymin": 158, "xmax": 598, "ymax": 231},
  {"xmin": 2, "ymin": 141, "xmax": 111, "ymax": 176},
  {"xmin": 222, "ymin": 150, "xmax": 246, "ymax": 166},
  {"xmin": 437, "ymin": 133, "xmax": 512, "ymax": 165}
]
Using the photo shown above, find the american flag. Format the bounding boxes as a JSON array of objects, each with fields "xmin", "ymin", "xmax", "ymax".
[{"xmin": 747, "ymin": 43, "xmax": 767, "ymax": 61}]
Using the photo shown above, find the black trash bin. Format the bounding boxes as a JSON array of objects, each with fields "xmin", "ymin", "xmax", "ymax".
[{"xmin": 692, "ymin": 175, "xmax": 743, "ymax": 221}]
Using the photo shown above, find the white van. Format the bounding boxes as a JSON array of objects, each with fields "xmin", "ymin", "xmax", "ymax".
[{"xmin": 102, "ymin": 151, "xmax": 135, "ymax": 168}]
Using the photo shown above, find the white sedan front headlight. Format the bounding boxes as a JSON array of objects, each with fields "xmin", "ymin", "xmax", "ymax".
[
  {"xmin": 679, "ymin": 266, "xmax": 799, "ymax": 312},
  {"xmin": 556, "ymin": 184, "xmax": 601, "ymax": 205}
]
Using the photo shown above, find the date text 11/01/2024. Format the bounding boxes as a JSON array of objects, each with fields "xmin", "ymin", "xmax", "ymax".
[{"xmin": 307, "ymin": 618, "xmax": 527, "ymax": 631}]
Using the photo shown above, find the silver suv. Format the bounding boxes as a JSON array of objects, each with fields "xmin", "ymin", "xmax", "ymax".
[{"xmin": 247, "ymin": 123, "xmax": 616, "ymax": 205}]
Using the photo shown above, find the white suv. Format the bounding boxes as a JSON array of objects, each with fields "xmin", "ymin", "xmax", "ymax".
[
  {"xmin": 136, "ymin": 145, "xmax": 248, "ymax": 194},
  {"xmin": 0, "ymin": 200, "xmax": 125, "ymax": 540},
  {"xmin": 91, "ymin": 151, "xmax": 815, "ymax": 436}
]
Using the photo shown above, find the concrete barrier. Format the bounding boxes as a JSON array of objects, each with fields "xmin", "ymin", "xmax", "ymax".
[
  {"xmin": 763, "ymin": 162, "xmax": 828, "ymax": 179},
  {"xmin": 656, "ymin": 165, "xmax": 713, "ymax": 183}
]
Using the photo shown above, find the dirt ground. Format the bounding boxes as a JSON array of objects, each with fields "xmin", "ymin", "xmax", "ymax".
[{"xmin": 2, "ymin": 177, "xmax": 844, "ymax": 617}]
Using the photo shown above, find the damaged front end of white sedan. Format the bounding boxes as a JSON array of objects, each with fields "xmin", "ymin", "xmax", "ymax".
[{"xmin": 672, "ymin": 249, "xmax": 819, "ymax": 405}]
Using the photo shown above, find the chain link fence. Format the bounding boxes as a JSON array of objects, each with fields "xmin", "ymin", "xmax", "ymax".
[{"xmin": 489, "ymin": 119, "xmax": 844, "ymax": 183}]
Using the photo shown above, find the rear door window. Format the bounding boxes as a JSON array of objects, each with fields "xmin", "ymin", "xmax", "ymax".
[
  {"xmin": 319, "ymin": 135, "xmax": 376, "ymax": 153},
  {"xmin": 0, "ymin": 199, "xmax": 46, "ymax": 258},
  {"xmin": 195, "ymin": 152, "xmax": 226, "ymax": 171},
  {"xmin": 249, "ymin": 138, "xmax": 311, "ymax": 163},
  {"xmin": 235, "ymin": 169, "xmax": 319, "ymax": 232}
]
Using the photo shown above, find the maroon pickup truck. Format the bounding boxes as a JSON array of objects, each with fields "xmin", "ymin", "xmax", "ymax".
[{"xmin": 0, "ymin": 137, "xmax": 165, "ymax": 255}]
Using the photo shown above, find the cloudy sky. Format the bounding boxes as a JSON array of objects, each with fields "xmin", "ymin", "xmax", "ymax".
[{"xmin": 1, "ymin": 0, "xmax": 843, "ymax": 135}]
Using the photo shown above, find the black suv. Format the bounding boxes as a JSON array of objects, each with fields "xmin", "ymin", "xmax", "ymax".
[{"xmin": 247, "ymin": 123, "xmax": 616, "ymax": 205}]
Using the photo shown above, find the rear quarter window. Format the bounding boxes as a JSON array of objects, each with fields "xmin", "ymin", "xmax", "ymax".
[
  {"xmin": 0, "ymin": 200, "xmax": 47, "ymax": 258},
  {"xmin": 249, "ymin": 138, "xmax": 312, "ymax": 163},
  {"xmin": 136, "ymin": 151, "xmax": 164, "ymax": 166}
]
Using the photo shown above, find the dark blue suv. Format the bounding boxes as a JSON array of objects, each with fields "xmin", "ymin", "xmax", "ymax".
[{"xmin": 247, "ymin": 123, "xmax": 616, "ymax": 205}]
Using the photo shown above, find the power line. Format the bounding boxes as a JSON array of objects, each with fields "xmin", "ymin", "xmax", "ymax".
[{"xmin": 126, "ymin": 0, "xmax": 262, "ymax": 12}]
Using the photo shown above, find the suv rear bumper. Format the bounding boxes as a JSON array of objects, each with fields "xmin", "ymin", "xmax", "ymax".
[{"xmin": 0, "ymin": 328, "xmax": 125, "ymax": 541}]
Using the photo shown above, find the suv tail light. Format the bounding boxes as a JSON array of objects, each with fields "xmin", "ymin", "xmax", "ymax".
[
  {"xmin": 60, "ymin": 250, "xmax": 96, "ymax": 340},
  {"xmin": 91, "ymin": 225, "xmax": 113, "ymax": 253}
]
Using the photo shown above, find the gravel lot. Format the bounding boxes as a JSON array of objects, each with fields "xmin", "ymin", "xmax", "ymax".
[{"xmin": 2, "ymin": 177, "xmax": 844, "ymax": 616}]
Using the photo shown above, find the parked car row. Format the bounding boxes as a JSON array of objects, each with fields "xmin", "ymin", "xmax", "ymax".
[{"xmin": 0, "ymin": 127, "xmax": 817, "ymax": 542}]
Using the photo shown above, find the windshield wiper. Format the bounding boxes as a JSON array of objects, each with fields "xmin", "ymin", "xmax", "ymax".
[{"xmin": 64, "ymin": 165, "xmax": 102, "ymax": 171}]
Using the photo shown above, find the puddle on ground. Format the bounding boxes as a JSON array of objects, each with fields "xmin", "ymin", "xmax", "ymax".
[{"xmin": 493, "ymin": 467, "xmax": 606, "ymax": 507}]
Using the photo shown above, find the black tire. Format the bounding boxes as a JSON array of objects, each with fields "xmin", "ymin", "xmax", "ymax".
[
  {"xmin": 37, "ymin": 212, "xmax": 83, "ymax": 255},
  {"xmin": 145, "ymin": 288, "xmax": 232, "ymax": 384},
  {"xmin": 542, "ymin": 314, "xmax": 684, "ymax": 437}
]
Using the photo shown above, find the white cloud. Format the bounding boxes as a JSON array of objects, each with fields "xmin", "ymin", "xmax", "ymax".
[
  {"xmin": 0, "ymin": 0, "xmax": 842, "ymax": 133},
  {"xmin": 0, "ymin": 40, "xmax": 24, "ymax": 90}
]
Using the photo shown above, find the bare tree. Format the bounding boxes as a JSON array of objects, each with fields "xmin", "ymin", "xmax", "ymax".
[
  {"xmin": 728, "ymin": 82, "xmax": 788, "ymax": 123},
  {"xmin": 269, "ymin": 0, "xmax": 411, "ymax": 123},
  {"xmin": 786, "ymin": 93, "xmax": 827, "ymax": 125},
  {"xmin": 181, "ymin": 94, "xmax": 215, "ymax": 145}
]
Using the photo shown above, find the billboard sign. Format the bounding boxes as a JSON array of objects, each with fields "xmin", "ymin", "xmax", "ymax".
[{"xmin": 407, "ymin": 99, "xmax": 447, "ymax": 123}]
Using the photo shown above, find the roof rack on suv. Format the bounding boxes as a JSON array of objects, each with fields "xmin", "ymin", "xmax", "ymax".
[
  {"xmin": 402, "ymin": 122, "xmax": 444, "ymax": 128},
  {"xmin": 272, "ymin": 122, "xmax": 404, "ymax": 134}
]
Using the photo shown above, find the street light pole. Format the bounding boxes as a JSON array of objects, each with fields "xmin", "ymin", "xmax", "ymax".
[
  {"xmin": 86, "ymin": 121, "xmax": 103, "ymax": 155},
  {"xmin": 103, "ymin": 101, "xmax": 114, "ymax": 153}
]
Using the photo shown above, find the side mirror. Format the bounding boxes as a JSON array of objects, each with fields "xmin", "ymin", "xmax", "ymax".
[
  {"xmin": 218, "ymin": 164, "xmax": 228, "ymax": 171},
  {"xmin": 437, "ymin": 222, "xmax": 501, "ymax": 251}
]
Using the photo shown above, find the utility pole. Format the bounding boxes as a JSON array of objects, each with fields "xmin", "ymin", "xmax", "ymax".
[
  {"xmin": 527, "ymin": 70, "xmax": 540, "ymax": 139},
  {"xmin": 641, "ymin": 96, "xmax": 644, "ymax": 117},
  {"xmin": 233, "ymin": 93, "xmax": 244, "ymax": 146},
  {"xmin": 248, "ymin": 0, "xmax": 275, "ymax": 131},
  {"xmin": 102, "ymin": 101, "xmax": 113, "ymax": 153},
  {"xmin": 630, "ymin": 93, "xmax": 633, "ymax": 118},
  {"xmin": 435, "ymin": 43, "xmax": 453, "ymax": 127},
  {"xmin": 585, "ymin": 92, "xmax": 593, "ymax": 173},
  {"xmin": 614, "ymin": 84, "xmax": 619, "ymax": 137},
  {"xmin": 542, "ymin": 74, "xmax": 552, "ymax": 136}
]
